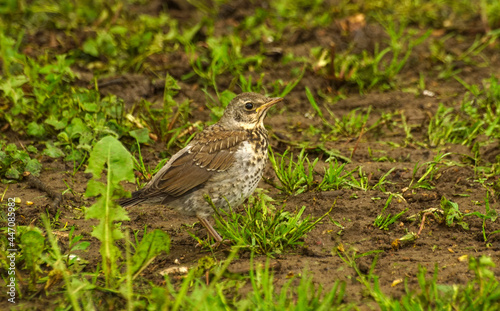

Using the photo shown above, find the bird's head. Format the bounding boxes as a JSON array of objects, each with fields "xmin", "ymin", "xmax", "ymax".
[{"xmin": 218, "ymin": 92, "xmax": 284, "ymax": 130}]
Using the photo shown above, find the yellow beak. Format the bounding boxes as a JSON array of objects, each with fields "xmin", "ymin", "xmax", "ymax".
[{"xmin": 256, "ymin": 97, "xmax": 284, "ymax": 113}]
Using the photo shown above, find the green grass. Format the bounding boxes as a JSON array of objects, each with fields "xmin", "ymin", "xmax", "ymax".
[
  {"xmin": 267, "ymin": 147, "xmax": 377, "ymax": 194},
  {"xmin": 267, "ymin": 148, "xmax": 318, "ymax": 195},
  {"xmin": 373, "ymin": 194, "xmax": 408, "ymax": 230},
  {"xmin": 208, "ymin": 191, "xmax": 332, "ymax": 256},
  {"xmin": 409, "ymin": 152, "xmax": 452, "ymax": 190},
  {"xmin": 312, "ymin": 17, "xmax": 430, "ymax": 92},
  {"xmin": 338, "ymin": 249, "xmax": 500, "ymax": 310}
]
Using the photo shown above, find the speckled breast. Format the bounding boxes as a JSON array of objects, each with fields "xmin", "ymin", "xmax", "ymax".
[{"xmin": 189, "ymin": 128, "xmax": 269, "ymax": 216}]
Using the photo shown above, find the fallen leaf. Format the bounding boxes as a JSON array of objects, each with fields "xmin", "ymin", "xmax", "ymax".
[
  {"xmin": 159, "ymin": 266, "xmax": 189, "ymax": 276},
  {"xmin": 391, "ymin": 279, "xmax": 403, "ymax": 287}
]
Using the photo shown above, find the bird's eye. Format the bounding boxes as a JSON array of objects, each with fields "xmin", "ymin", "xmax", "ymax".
[{"xmin": 244, "ymin": 102, "xmax": 254, "ymax": 110}]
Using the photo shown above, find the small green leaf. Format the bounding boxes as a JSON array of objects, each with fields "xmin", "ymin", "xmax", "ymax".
[
  {"xmin": 43, "ymin": 142, "xmax": 65, "ymax": 158},
  {"xmin": 110, "ymin": 25, "xmax": 128, "ymax": 35},
  {"xmin": 26, "ymin": 145, "xmax": 38, "ymax": 154},
  {"xmin": 219, "ymin": 89, "xmax": 237, "ymax": 108},
  {"xmin": 5, "ymin": 143, "xmax": 17, "ymax": 152},
  {"xmin": 441, "ymin": 196, "xmax": 467, "ymax": 228},
  {"xmin": 82, "ymin": 102, "xmax": 98, "ymax": 112},
  {"xmin": 85, "ymin": 136, "xmax": 134, "ymax": 183},
  {"xmin": 72, "ymin": 241, "xmax": 90, "ymax": 251},
  {"xmin": 82, "ymin": 39, "xmax": 99, "ymax": 57},
  {"xmin": 130, "ymin": 128, "xmax": 152, "ymax": 144},
  {"xmin": 45, "ymin": 116, "xmax": 68, "ymax": 130},
  {"xmin": 131, "ymin": 229, "xmax": 170, "ymax": 276},
  {"xmin": 0, "ymin": 150, "xmax": 7, "ymax": 165},
  {"xmin": 5, "ymin": 167, "xmax": 20, "ymax": 179},
  {"xmin": 26, "ymin": 122, "xmax": 46, "ymax": 138},
  {"xmin": 57, "ymin": 131, "xmax": 70, "ymax": 143},
  {"xmin": 64, "ymin": 149, "xmax": 85, "ymax": 162},
  {"xmin": 21, "ymin": 230, "xmax": 45, "ymax": 270},
  {"xmin": 305, "ymin": 87, "xmax": 323, "ymax": 119},
  {"xmin": 84, "ymin": 179, "xmax": 105, "ymax": 197},
  {"xmin": 457, "ymin": 221, "xmax": 470, "ymax": 230},
  {"xmin": 12, "ymin": 149, "xmax": 29, "ymax": 163},
  {"xmin": 24, "ymin": 158, "xmax": 42, "ymax": 176},
  {"xmin": 66, "ymin": 117, "xmax": 91, "ymax": 139}
]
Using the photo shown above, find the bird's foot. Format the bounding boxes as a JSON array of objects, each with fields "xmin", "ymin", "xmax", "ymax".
[
  {"xmin": 210, "ymin": 239, "xmax": 232, "ymax": 249},
  {"xmin": 196, "ymin": 239, "xmax": 232, "ymax": 249}
]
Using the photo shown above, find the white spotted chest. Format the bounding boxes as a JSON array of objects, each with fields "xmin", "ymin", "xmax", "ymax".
[{"xmin": 210, "ymin": 140, "xmax": 267, "ymax": 206}]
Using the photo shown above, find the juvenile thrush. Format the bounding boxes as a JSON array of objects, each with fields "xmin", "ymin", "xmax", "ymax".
[{"xmin": 119, "ymin": 92, "xmax": 283, "ymax": 244}]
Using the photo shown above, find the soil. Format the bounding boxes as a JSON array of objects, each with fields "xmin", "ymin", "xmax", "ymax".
[{"xmin": 2, "ymin": 0, "xmax": 500, "ymax": 308}]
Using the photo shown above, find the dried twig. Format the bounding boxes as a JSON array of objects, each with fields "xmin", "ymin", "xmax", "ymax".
[
  {"xmin": 23, "ymin": 172, "xmax": 62, "ymax": 209},
  {"xmin": 350, "ymin": 124, "xmax": 366, "ymax": 159}
]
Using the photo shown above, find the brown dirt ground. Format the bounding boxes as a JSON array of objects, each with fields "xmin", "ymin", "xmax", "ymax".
[{"xmin": 2, "ymin": 0, "xmax": 500, "ymax": 308}]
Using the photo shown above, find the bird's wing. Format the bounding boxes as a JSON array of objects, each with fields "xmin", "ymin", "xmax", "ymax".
[{"xmin": 143, "ymin": 129, "xmax": 248, "ymax": 199}]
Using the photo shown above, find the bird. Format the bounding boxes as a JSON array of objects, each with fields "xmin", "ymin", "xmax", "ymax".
[{"xmin": 119, "ymin": 92, "xmax": 283, "ymax": 245}]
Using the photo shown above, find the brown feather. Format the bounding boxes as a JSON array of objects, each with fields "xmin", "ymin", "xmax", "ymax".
[{"xmin": 141, "ymin": 128, "xmax": 249, "ymax": 198}]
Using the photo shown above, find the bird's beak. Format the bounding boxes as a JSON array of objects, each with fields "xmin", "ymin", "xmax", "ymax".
[{"xmin": 256, "ymin": 97, "xmax": 284, "ymax": 113}]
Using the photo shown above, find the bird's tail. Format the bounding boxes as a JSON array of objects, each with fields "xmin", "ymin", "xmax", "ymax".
[{"xmin": 118, "ymin": 190, "xmax": 146, "ymax": 208}]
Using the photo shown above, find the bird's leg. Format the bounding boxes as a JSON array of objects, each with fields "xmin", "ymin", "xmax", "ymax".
[
  {"xmin": 197, "ymin": 216, "xmax": 223, "ymax": 243},
  {"xmin": 197, "ymin": 216, "xmax": 233, "ymax": 248}
]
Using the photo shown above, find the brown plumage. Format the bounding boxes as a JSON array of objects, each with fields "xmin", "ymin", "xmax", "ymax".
[{"xmin": 119, "ymin": 92, "xmax": 283, "ymax": 244}]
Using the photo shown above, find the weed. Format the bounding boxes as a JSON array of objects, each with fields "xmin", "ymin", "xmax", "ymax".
[
  {"xmin": 409, "ymin": 196, "xmax": 470, "ymax": 231},
  {"xmin": 65, "ymin": 226, "xmax": 90, "ymax": 266},
  {"xmin": 0, "ymin": 141, "xmax": 41, "ymax": 183},
  {"xmin": 268, "ymin": 148, "xmax": 318, "ymax": 195},
  {"xmin": 440, "ymin": 196, "xmax": 470, "ymax": 230},
  {"xmin": 407, "ymin": 256, "xmax": 500, "ymax": 309},
  {"xmin": 269, "ymin": 66, "xmax": 306, "ymax": 97},
  {"xmin": 129, "ymin": 228, "xmax": 170, "ymax": 279},
  {"xmin": 41, "ymin": 215, "xmax": 89, "ymax": 311},
  {"xmin": 3, "ymin": 0, "xmax": 500, "ymax": 309},
  {"xmin": 427, "ymin": 104, "xmax": 460, "ymax": 146},
  {"xmin": 316, "ymin": 159, "xmax": 353, "ymax": 191},
  {"xmin": 32, "ymin": 135, "xmax": 171, "ymax": 306},
  {"xmin": 427, "ymin": 102, "xmax": 488, "ymax": 147},
  {"xmin": 185, "ymin": 34, "xmax": 264, "ymax": 91},
  {"xmin": 409, "ymin": 152, "xmax": 451, "ymax": 189},
  {"xmin": 346, "ymin": 167, "xmax": 369, "ymax": 191},
  {"xmin": 200, "ymin": 89, "xmax": 234, "ymax": 122},
  {"xmin": 306, "ymin": 86, "xmax": 326, "ymax": 121},
  {"xmin": 367, "ymin": 110, "xmax": 408, "ymax": 143},
  {"xmin": 431, "ymin": 32, "xmax": 497, "ymax": 80},
  {"xmin": 130, "ymin": 133, "xmax": 168, "ymax": 187},
  {"xmin": 339, "ymin": 248, "xmax": 500, "ymax": 309},
  {"xmin": 136, "ymin": 74, "xmax": 194, "ymax": 145},
  {"xmin": 371, "ymin": 167, "xmax": 397, "ymax": 192},
  {"xmin": 149, "ymin": 250, "xmax": 351, "ymax": 310},
  {"xmin": 0, "ymin": 46, "xmax": 137, "ymax": 169},
  {"xmin": 84, "ymin": 136, "xmax": 135, "ymax": 285},
  {"xmin": 84, "ymin": 136, "xmax": 170, "ymax": 287},
  {"xmin": 306, "ymin": 87, "xmax": 371, "ymax": 137},
  {"xmin": 312, "ymin": 17, "xmax": 430, "ymax": 92},
  {"xmin": 372, "ymin": 14, "xmax": 431, "ymax": 90},
  {"xmin": 210, "ymin": 191, "xmax": 331, "ymax": 255},
  {"xmin": 271, "ymin": 0, "xmax": 333, "ymax": 29},
  {"xmin": 336, "ymin": 249, "xmax": 389, "ymax": 306},
  {"xmin": 373, "ymin": 194, "xmax": 408, "ymax": 230},
  {"xmin": 465, "ymin": 193, "xmax": 498, "ymax": 244},
  {"xmin": 19, "ymin": 228, "xmax": 45, "ymax": 290},
  {"xmin": 337, "ymin": 107, "xmax": 371, "ymax": 137},
  {"xmin": 239, "ymin": 73, "xmax": 265, "ymax": 93},
  {"xmin": 247, "ymin": 258, "xmax": 350, "ymax": 310}
]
